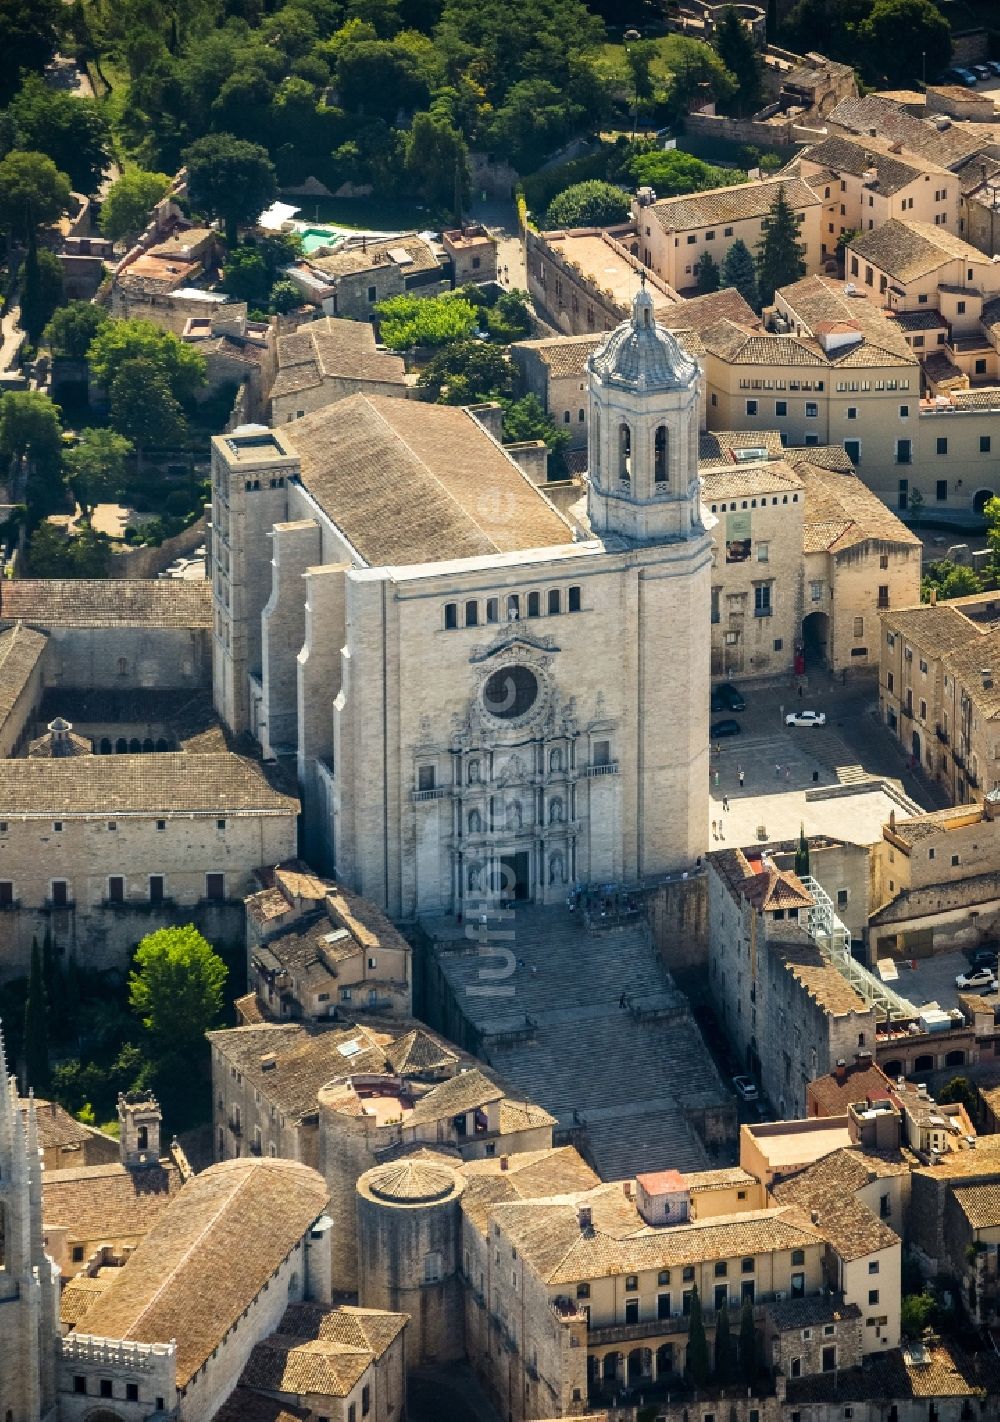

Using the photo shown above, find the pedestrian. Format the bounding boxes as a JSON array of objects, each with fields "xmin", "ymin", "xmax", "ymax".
[
  {"xmin": 738, "ymin": 769, "xmax": 745, "ymax": 788},
  {"xmin": 775, "ymin": 762, "xmax": 781, "ymax": 777},
  {"xmin": 785, "ymin": 766, "xmax": 790, "ymax": 780},
  {"xmin": 711, "ymin": 819, "xmax": 717, "ymax": 838},
  {"xmin": 718, "ymin": 823, "xmax": 724, "ymax": 840},
  {"xmin": 619, "ymin": 991, "xmax": 627, "ymax": 1008},
  {"xmin": 723, "ymin": 794, "xmax": 730, "ymax": 811},
  {"xmin": 714, "ymin": 768, "xmax": 720, "ymax": 787}
]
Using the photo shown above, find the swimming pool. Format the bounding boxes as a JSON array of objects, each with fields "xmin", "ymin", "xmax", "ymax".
[{"xmin": 299, "ymin": 227, "xmax": 342, "ymax": 254}]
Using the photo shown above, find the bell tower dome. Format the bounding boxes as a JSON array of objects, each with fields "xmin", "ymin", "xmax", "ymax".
[{"xmin": 587, "ymin": 276, "xmax": 702, "ymax": 544}]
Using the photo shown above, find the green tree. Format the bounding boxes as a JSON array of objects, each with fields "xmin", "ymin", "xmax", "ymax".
[
  {"xmin": 43, "ymin": 300, "xmax": 109, "ymax": 360},
  {"xmin": 628, "ymin": 148, "xmax": 746, "ymax": 197},
  {"xmin": 108, "ymin": 359, "xmax": 187, "ymax": 455},
  {"xmin": 720, "ymin": 237, "xmax": 759, "ymax": 310},
  {"xmin": 268, "ymin": 278, "xmax": 301, "ymax": 313},
  {"xmin": 697, "ymin": 250, "xmax": 720, "ymax": 294},
  {"xmin": 714, "ymin": 1300, "xmax": 735, "ymax": 1383},
  {"xmin": 0, "ymin": 390, "xmax": 63, "ymax": 518},
  {"xmin": 503, "ymin": 393, "xmax": 571, "ymax": 475},
  {"xmin": 0, "ymin": 149, "xmax": 71, "ymax": 243},
  {"xmin": 0, "ymin": 0, "xmax": 61, "ymax": 106},
  {"xmin": 859, "ymin": 0, "xmax": 951, "ymax": 86},
  {"xmin": 403, "ymin": 111, "xmax": 469, "ymax": 220},
  {"xmin": 907, "ymin": 486, "xmax": 925, "ymax": 524},
  {"xmin": 486, "ymin": 289, "xmax": 532, "ymax": 342},
  {"xmin": 222, "ymin": 245, "xmax": 270, "ymax": 304},
  {"xmin": 901, "ymin": 1289, "xmax": 937, "ymax": 1337},
  {"xmin": 374, "ymin": 293, "xmax": 478, "ymax": 350},
  {"xmin": 87, "ymin": 318, "xmax": 206, "ymax": 403},
  {"xmin": 19, "ymin": 246, "xmax": 63, "ymax": 344},
  {"xmin": 65, "ymin": 428, "xmax": 133, "ymax": 517},
  {"xmin": 183, "ymin": 132, "xmax": 277, "ymax": 246},
  {"xmin": 545, "ymin": 180, "xmax": 630, "ymax": 230},
  {"xmin": 664, "ymin": 40, "xmax": 738, "ymax": 118},
  {"xmin": 27, "ymin": 520, "xmax": 111, "ymax": 576},
  {"xmin": 755, "ymin": 185, "xmax": 805, "ymax": 306},
  {"xmin": 5, "ymin": 74, "xmax": 111, "ymax": 195},
  {"xmin": 23, "ymin": 937, "xmax": 48, "ymax": 1092},
  {"xmin": 921, "ymin": 559, "xmax": 983, "ymax": 602},
  {"xmin": 626, "ymin": 38, "xmax": 657, "ymax": 104},
  {"xmin": 687, "ymin": 1284, "xmax": 711, "ymax": 1386},
  {"xmin": 418, "ymin": 340, "xmax": 515, "ymax": 404},
  {"xmin": 740, "ymin": 1297, "xmax": 757, "ymax": 1383},
  {"xmin": 795, "ymin": 824, "xmax": 810, "ymax": 878},
  {"xmin": 985, "ymin": 496, "xmax": 1000, "ymax": 580},
  {"xmin": 129, "ymin": 924, "xmax": 228, "ymax": 1058},
  {"xmin": 714, "ymin": 6, "xmax": 763, "ymax": 115},
  {"xmin": 99, "ymin": 169, "xmax": 172, "ymax": 243},
  {"xmin": 938, "ymin": 1075, "xmax": 979, "ymax": 1121}
]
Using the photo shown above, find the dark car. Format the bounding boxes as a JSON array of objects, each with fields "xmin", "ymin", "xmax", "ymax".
[
  {"xmin": 974, "ymin": 947, "xmax": 999, "ymax": 969},
  {"xmin": 711, "ymin": 719, "xmax": 742, "ymax": 738},
  {"xmin": 711, "ymin": 682, "xmax": 746, "ymax": 713}
]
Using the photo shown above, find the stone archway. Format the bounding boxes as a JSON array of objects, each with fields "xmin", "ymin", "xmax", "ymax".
[
  {"xmin": 974, "ymin": 488, "xmax": 996, "ymax": 516},
  {"xmin": 802, "ymin": 610, "xmax": 829, "ymax": 667}
]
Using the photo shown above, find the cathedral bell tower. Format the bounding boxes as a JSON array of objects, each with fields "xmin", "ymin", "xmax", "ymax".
[{"xmin": 587, "ymin": 276, "xmax": 703, "ymax": 545}]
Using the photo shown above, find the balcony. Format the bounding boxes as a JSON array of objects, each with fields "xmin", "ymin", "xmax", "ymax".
[
  {"xmin": 954, "ymin": 750, "xmax": 966, "ymax": 770},
  {"xmin": 228, "ymin": 1116, "xmax": 242, "ymax": 1137},
  {"xmin": 587, "ymin": 1302, "xmax": 766, "ymax": 1347},
  {"xmin": 412, "ymin": 787, "xmax": 450, "ymax": 803},
  {"xmin": 586, "ymin": 761, "xmax": 619, "ymax": 777},
  {"xmin": 968, "ymin": 769, "xmax": 980, "ymax": 789},
  {"xmin": 936, "ymin": 725, "xmax": 950, "ymax": 745}
]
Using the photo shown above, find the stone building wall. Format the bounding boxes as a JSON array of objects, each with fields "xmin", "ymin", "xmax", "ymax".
[{"xmin": 42, "ymin": 624, "xmax": 210, "ymax": 690}]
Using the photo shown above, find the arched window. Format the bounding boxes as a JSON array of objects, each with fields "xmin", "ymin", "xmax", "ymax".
[
  {"xmin": 578, "ymin": 408, "xmax": 585, "ymax": 422},
  {"xmin": 469, "ymin": 809, "xmax": 482, "ymax": 834},
  {"xmin": 99, "ymin": 737, "xmax": 112, "ymax": 755},
  {"xmin": 527, "ymin": 591, "xmax": 540, "ymax": 618},
  {"xmin": 116, "ymin": 738, "xmax": 127, "ymax": 754},
  {"xmin": 619, "ymin": 423, "xmax": 631, "ymax": 482},
  {"xmin": 654, "ymin": 425, "xmax": 668, "ymax": 484},
  {"xmin": 142, "ymin": 737, "xmax": 154, "ymax": 753},
  {"xmin": 128, "ymin": 737, "xmax": 141, "ymax": 754},
  {"xmin": 137, "ymin": 1125, "xmax": 148, "ymax": 1150},
  {"xmin": 117, "ymin": 656, "xmax": 128, "ymax": 676}
]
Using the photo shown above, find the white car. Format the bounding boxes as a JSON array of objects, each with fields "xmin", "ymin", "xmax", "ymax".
[
  {"xmin": 786, "ymin": 710, "xmax": 826, "ymax": 727},
  {"xmin": 956, "ymin": 966, "xmax": 997, "ymax": 990},
  {"xmin": 732, "ymin": 1075, "xmax": 759, "ymax": 1102}
]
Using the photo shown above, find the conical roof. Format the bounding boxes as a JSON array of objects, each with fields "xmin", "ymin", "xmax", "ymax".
[{"xmin": 590, "ymin": 277, "xmax": 697, "ymax": 391}]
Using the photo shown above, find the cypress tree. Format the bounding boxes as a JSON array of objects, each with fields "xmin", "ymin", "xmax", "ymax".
[
  {"xmin": 688, "ymin": 1285, "xmax": 711, "ymax": 1386},
  {"xmin": 697, "ymin": 251, "xmax": 720, "ymax": 294},
  {"xmin": 23, "ymin": 936, "xmax": 49, "ymax": 1091},
  {"xmin": 42, "ymin": 926, "xmax": 63, "ymax": 1037},
  {"xmin": 756, "ymin": 185, "xmax": 806, "ymax": 306},
  {"xmin": 714, "ymin": 1300, "xmax": 735, "ymax": 1383},
  {"xmin": 715, "ymin": 7, "xmax": 763, "ymax": 115},
  {"xmin": 740, "ymin": 1297, "xmax": 757, "ymax": 1385},
  {"xmin": 720, "ymin": 238, "xmax": 759, "ymax": 311},
  {"xmin": 795, "ymin": 824, "xmax": 811, "ymax": 879}
]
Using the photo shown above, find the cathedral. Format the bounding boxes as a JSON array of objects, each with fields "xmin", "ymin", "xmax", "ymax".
[
  {"xmin": 0, "ymin": 1032, "xmax": 60, "ymax": 1422},
  {"xmin": 210, "ymin": 283, "xmax": 711, "ymax": 918}
]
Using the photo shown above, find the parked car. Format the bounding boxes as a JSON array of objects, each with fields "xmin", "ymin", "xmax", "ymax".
[
  {"xmin": 973, "ymin": 64, "xmax": 993, "ymax": 80},
  {"xmin": 785, "ymin": 710, "xmax": 827, "ymax": 727},
  {"xmin": 711, "ymin": 718, "xmax": 742, "ymax": 738},
  {"xmin": 988, "ymin": 60, "xmax": 1000, "ymax": 77},
  {"xmin": 733, "ymin": 1075, "xmax": 759, "ymax": 1102},
  {"xmin": 955, "ymin": 966, "xmax": 997, "ymax": 990},
  {"xmin": 954, "ymin": 67, "xmax": 979, "ymax": 86},
  {"xmin": 711, "ymin": 682, "xmax": 746, "ymax": 713},
  {"xmin": 973, "ymin": 947, "xmax": 999, "ymax": 969}
]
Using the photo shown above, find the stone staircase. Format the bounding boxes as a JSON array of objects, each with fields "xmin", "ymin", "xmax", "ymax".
[{"xmin": 428, "ymin": 905, "xmax": 733, "ymax": 1180}]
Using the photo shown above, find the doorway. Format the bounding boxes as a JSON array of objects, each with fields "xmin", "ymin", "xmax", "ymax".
[
  {"xmin": 911, "ymin": 730, "xmax": 921, "ymax": 763},
  {"xmin": 499, "ymin": 851, "xmax": 530, "ymax": 902},
  {"xmin": 802, "ymin": 611, "xmax": 829, "ymax": 667}
]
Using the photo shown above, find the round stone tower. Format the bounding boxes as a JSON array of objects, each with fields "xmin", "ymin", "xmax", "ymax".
[
  {"xmin": 587, "ymin": 274, "xmax": 703, "ymax": 544},
  {"xmin": 356, "ymin": 1157, "xmax": 465, "ymax": 1364}
]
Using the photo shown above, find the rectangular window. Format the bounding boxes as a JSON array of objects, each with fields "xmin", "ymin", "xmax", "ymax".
[
  {"xmin": 51, "ymin": 880, "xmax": 69, "ymax": 907},
  {"xmin": 756, "ymin": 542, "xmax": 769, "ymax": 563},
  {"xmin": 746, "ymin": 399, "xmax": 758, "ymax": 416},
  {"xmin": 592, "ymin": 739, "xmax": 611, "ymax": 768},
  {"xmin": 486, "ymin": 597, "xmax": 499, "ymax": 623},
  {"xmin": 126, "ymin": 1384, "xmax": 139, "ymax": 1402},
  {"xmin": 205, "ymin": 873, "xmax": 225, "ymax": 901},
  {"xmin": 853, "ymin": 616, "xmax": 864, "ymax": 638},
  {"xmin": 156, "ymin": 819, "xmax": 166, "ymax": 832},
  {"xmin": 658, "ymin": 1291, "xmax": 671, "ymax": 1318},
  {"xmin": 896, "ymin": 441, "xmax": 911, "ymax": 466},
  {"xmin": 868, "ymin": 1289, "xmax": 879, "ymax": 1305},
  {"xmin": 868, "ymin": 1260, "xmax": 880, "ymax": 1275},
  {"xmin": 936, "ymin": 437, "xmax": 948, "ymax": 455},
  {"xmin": 527, "ymin": 591, "xmax": 540, "ymax": 618},
  {"xmin": 73, "ymin": 1377, "xmax": 86, "ymax": 1395},
  {"xmin": 0, "ymin": 881, "xmax": 11, "ymax": 907},
  {"xmin": 465, "ymin": 600, "xmax": 479, "ymax": 626},
  {"xmin": 547, "ymin": 588, "xmax": 560, "ymax": 615},
  {"xmin": 844, "ymin": 439, "xmax": 860, "ymax": 464},
  {"xmin": 822, "ymin": 1345, "xmax": 837, "ymax": 1372},
  {"xmin": 362, "ymin": 1384, "xmax": 371, "ymax": 1416},
  {"xmin": 899, "ymin": 404, "xmax": 909, "ymax": 418},
  {"xmin": 982, "ymin": 436, "xmax": 992, "ymax": 453},
  {"xmin": 418, "ymin": 765, "xmax": 435, "ymax": 792},
  {"xmin": 805, "ymin": 402, "xmax": 818, "ymax": 418},
  {"xmin": 775, "ymin": 400, "xmax": 787, "ymax": 416},
  {"xmin": 107, "ymin": 875, "xmax": 125, "ymax": 903},
  {"xmin": 444, "ymin": 603, "xmax": 458, "ymax": 629},
  {"xmin": 568, "ymin": 585, "xmax": 581, "ymax": 612},
  {"xmin": 754, "ymin": 585, "xmax": 772, "ymax": 617},
  {"xmin": 625, "ymin": 1298, "xmax": 640, "ymax": 1324},
  {"xmin": 367, "ymin": 285, "xmax": 377, "ymax": 302},
  {"xmin": 149, "ymin": 875, "xmax": 164, "ymax": 903},
  {"xmin": 791, "ymin": 1272, "xmax": 805, "ymax": 1298},
  {"xmin": 846, "ymin": 407, "xmax": 857, "ymax": 420}
]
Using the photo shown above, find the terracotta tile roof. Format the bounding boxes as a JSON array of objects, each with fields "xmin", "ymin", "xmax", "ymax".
[
  {"xmin": 798, "ymin": 464, "xmax": 921, "ymax": 554},
  {"xmin": 848, "ymin": 219, "xmax": 987, "ymax": 283},
  {"xmin": 648, "ymin": 177, "xmax": 821, "ymax": 233},
  {"xmin": 661, "ymin": 286, "xmax": 761, "ymax": 334},
  {"xmin": 234, "ymin": 991, "xmax": 266, "ymax": 1024},
  {"xmin": 43, "ymin": 1159, "xmax": 184, "ymax": 1242},
  {"xmin": 309, "ymin": 233, "xmax": 440, "ymax": 279},
  {"xmin": 289, "ymin": 394, "xmax": 573, "ymax": 565},
  {"xmin": 889, "ymin": 309, "xmax": 949, "ymax": 332},
  {"xmin": 60, "ymin": 1270, "xmax": 117, "ymax": 1328},
  {"xmin": 765, "ymin": 1293, "xmax": 861, "ymax": 1330},
  {"xmin": 808, "ymin": 1063, "xmax": 894, "ymax": 1117},
  {"xmin": 459, "ymin": 1146, "xmax": 601, "ymax": 1233},
  {"xmin": 772, "ymin": 930, "xmax": 872, "ymax": 1018},
  {"xmin": 239, "ymin": 1304, "xmax": 407, "ymax": 1399},
  {"xmin": 512, "ymin": 333, "xmax": 605, "ymax": 379},
  {"xmin": 384, "ymin": 1028, "xmax": 458, "ymax": 1077},
  {"xmin": 699, "ymin": 430, "xmax": 784, "ymax": 461},
  {"xmin": 701, "ymin": 460, "xmax": 804, "ymax": 502},
  {"xmin": 404, "ymin": 1066, "xmax": 503, "ymax": 1128},
  {"xmin": 208, "ymin": 1022, "xmax": 394, "ymax": 1122},
  {"xmin": 827, "ymin": 95, "xmax": 988, "ymax": 166},
  {"xmin": 213, "ymin": 1388, "xmax": 309, "ymax": 1422},
  {"xmin": 684, "ymin": 1166, "xmax": 758, "ymax": 1193},
  {"xmin": 951, "ymin": 386, "xmax": 1000, "ymax": 410},
  {"xmin": 76, "ymin": 1158, "xmax": 330, "ymax": 1387},
  {"xmin": 498, "ymin": 1098, "xmax": 556, "ymax": 1133},
  {"xmin": 729, "ymin": 852, "xmax": 815, "ymax": 913},
  {"xmin": 636, "ymin": 1168, "xmax": 685, "ymax": 1193},
  {"xmin": 701, "ymin": 321, "xmax": 827, "ymax": 367},
  {"xmin": 785, "ymin": 443, "xmax": 856, "ymax": 472},
  {"xmin": 787, "ymin": 1342, "xmax": 994, "ymax": 1404},
  {"xmin": 273, "ymin": 317, "xmax": 406, "ymax": 399},
  {"xmin": 0, "ymin": 623, "xmax": 46, "ymax": 730},
  {"xmin": 494, "ymin": 1186, "xmax": 825, "ymax": 1284},
  {"xmin": 19, "ymin": 1097, "xmax": 97, "ymax": 1153},
  {"xmin": 772, "ymin": 1150, "xmax": 902, "ymax": 1259},
  {"xmin": 0, "ymin": 580, "xmax": 212, "ymax": 629},
  {"xmin": 0, "ymin": 752, "xmax": 297, "ymax": 817},
  {"xmin": 799, "ymin": 135, "xmax": 932, "ymax": 195}
]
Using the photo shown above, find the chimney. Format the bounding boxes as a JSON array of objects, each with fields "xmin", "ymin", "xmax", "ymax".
[
  {"xmin": 811, "ymin": 1209, "xmax": 820, "ymax": 1224},
  {"xmin": 889, "ymin": 808, "xmax": 896, "ymax": 831},
  {"xmin": 499, "ymin": 1156, "xmax": 509, "ymax": 1172},
  {"xmin": 835, "ymin": 1058, "xmax": 847, "ymax": 1082},
  {"xmin": 577, "ymin": 1205, "xmax": 593, "ymax": 1231},
  {"xmin": 622, "ymin": 1180, "xmax": 633, "ymax": 1199}
]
